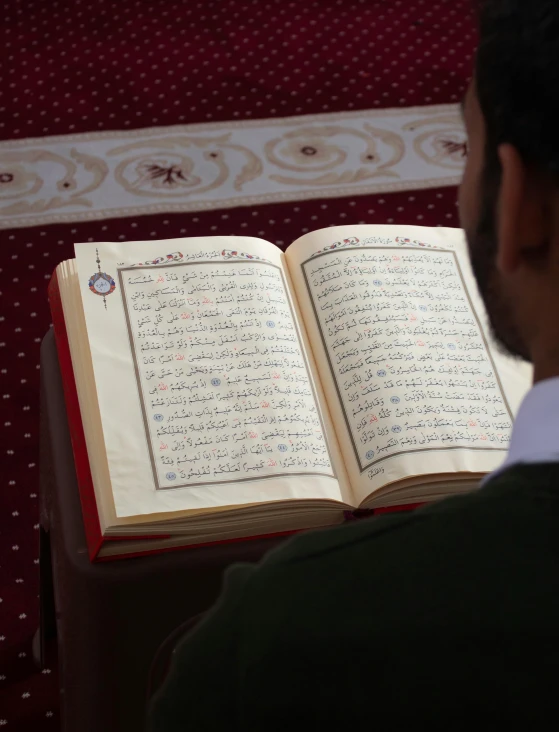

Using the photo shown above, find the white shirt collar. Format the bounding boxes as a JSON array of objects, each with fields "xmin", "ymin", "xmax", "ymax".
[{"xmin": 483, "ymin": 376, "xmax": 559, "ymax": 484}]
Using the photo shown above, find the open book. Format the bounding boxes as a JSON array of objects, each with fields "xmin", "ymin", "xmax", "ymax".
[{"xmin": 49, "ymin": 225, "xmax": 531, "ymax": 560}]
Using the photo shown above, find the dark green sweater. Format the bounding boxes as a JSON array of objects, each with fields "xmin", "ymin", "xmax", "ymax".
[{"xmin": 148, "ymin": 464, "xmax": 559, "ymax": 730}]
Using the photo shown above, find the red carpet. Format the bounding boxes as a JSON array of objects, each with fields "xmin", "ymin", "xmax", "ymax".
[{"xmin": 0, "ymin": 0, "xmax": 476, "ymax": 727}]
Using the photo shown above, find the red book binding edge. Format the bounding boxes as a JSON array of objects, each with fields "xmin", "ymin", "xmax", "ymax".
[
  {"xmin": 374, "ymin": 503, "xmax": 424, "ymax": 515},
  {"xmin": 47, "ymin": 270, "xmax": 421, "ymax": 562},
  {"xmin": 48, "ymin": 271, "xmax": 106, "ymax": 561}
]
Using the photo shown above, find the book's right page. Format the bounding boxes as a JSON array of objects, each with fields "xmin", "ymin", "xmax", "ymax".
[{"xmin": 285, "ymin": 225, "xmax": 532, "ymax": 506}]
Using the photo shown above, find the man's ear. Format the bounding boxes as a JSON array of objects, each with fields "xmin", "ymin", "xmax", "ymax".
[{"xmin": 497, "ymin": 143, "xmax": 545, "ymax": 274}]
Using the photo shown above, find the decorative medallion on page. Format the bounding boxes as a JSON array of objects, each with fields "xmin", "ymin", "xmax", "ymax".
[{"xmin": 0, "ymin": 105, "xmax": 465, "ymax": 230}]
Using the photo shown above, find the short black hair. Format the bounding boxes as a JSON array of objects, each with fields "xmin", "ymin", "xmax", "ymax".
[{"xmin": 476, "ymin": 0, "xmax": 559, "ymax": 177}]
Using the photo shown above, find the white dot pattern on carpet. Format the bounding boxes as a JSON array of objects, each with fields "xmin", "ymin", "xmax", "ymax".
[{"xmin": 1, "ymin": 0, "xmax": 475, "ymax": 139}]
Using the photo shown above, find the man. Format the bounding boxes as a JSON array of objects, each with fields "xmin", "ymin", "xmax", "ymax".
[{"xmin": 149, "ymin": 1, "xmax": 559, "ymax": 728}]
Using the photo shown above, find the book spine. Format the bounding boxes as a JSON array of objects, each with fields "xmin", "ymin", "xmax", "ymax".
[{"xmin": 48, "ymin": 270, "xmax": 104, "ymax": 562}]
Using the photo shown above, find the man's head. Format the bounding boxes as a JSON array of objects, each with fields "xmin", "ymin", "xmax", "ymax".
[{"xmin": 459, "ymin": 0, "xmax": 559, "ymax": 380}]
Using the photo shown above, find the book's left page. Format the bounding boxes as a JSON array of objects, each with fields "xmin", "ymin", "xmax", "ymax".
[{"xmin": 73, "ymin": 236, "xmax": 350, "ymax": 521}]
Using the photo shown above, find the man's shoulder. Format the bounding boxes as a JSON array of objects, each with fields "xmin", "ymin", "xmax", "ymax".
[
  {"xmin": 258, "ymin": 463, "xmax": 559, "ymax": 575},
  {"xmin": 262, "ymin": 485, "xmax": 490, "ymax": 568}
]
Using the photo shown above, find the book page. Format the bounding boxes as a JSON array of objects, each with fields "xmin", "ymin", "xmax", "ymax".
[
  {"xmin": 74, "ymin": 236, "xmax": 350, "ymax": 518},
  {"xmin": 285, "ymin": 225, "xmax": 532, "ymax": 505}
]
